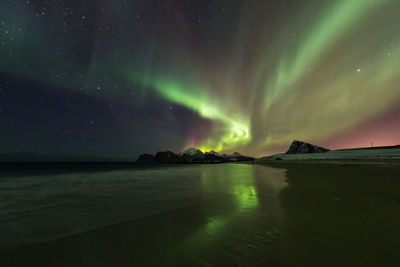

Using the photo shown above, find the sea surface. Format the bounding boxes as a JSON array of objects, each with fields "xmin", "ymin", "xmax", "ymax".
[
  {"xmin": 1, "ymin": 162, "xmax": 400, "ymax": 266},
  {"xmin": 0, "ymin": 164, "xmax": 286, "ymax": 251}
]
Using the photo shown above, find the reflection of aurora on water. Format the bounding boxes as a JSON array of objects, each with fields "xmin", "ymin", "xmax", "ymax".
[
  {"xmin": 201, "ymin": 164, "xmax": 259, "ymax": 236},
  {"xmin": 177, "ymin": 164, "xmax": 288, "ymax": 257}
]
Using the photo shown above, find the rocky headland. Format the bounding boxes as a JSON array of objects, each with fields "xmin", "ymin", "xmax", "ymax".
[{"xmin": 258, "ymin": 140, "xmax": 400, "ymax": 161}]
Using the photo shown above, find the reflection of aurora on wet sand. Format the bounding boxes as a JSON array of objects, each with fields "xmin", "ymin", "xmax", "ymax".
[
  {"xmin": 201, "ymin": 187, "xmax": 258, "ymax": 237},
  {"xmin": 201, "ymin": 165, "xmax": 259, "ymax": 235},
  {"xmin": 171, "ymin": 164, "xmax": 287, "ymax": 263}
]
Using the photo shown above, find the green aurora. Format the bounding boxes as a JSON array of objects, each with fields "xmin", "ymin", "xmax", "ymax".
[
  {"xmin": 1, "ymin": 0, "xmax": 399, "ymax": 157},
  {"xmin": 132, "ymin": 0, "xmax": 400, "ymax": 155}
]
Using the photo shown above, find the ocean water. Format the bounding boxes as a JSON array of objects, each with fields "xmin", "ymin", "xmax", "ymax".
[{"xmin": 0, "ymin": 163, "xmax": 288, "ymax": 259}]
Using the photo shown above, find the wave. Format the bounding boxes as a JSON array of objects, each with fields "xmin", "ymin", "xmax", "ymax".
[{"xmin": 0, "ymin": 202, "xmax": 200, "ymax": 253}]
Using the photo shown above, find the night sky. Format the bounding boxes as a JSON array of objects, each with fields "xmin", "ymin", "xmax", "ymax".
[{"xmin": 1, "ymin": 0, "xmax": 399, "ymax": 159}]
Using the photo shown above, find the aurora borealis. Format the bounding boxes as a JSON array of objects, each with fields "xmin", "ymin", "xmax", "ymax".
[{"xmin": 1, "ymin": 0, "xmax": 399, "ymax": 158}]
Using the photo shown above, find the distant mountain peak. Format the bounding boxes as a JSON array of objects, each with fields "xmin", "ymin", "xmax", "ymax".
[
  {"xmin": 286, "ymin": 140, "xmax": 330, "ymax": 154},
  {"xmin": 183, "ymin": 147, "xmax": 204, "ymax": 156}
]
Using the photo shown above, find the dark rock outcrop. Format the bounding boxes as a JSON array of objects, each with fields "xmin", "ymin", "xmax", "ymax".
[
  {"xmin": 154, "ymin": 151, "xmax": 182, "ymax": 163},
  {"xmin": 205, "ymin": 150, "xmax": 219, "ymax": 156},
  {"xmin": 221, "ymin": 152, "xmax": 254, "ymax": 161},
  {"xmin": 286, "ymin": 140, "xmax": 330, "ymax": 154},
  {"xmin": 136, "ymin": 154, "xmax": 155, "ymax": 163},
  {"xmin": 204, "ymin": 150, "xmax": 222, "ymax": 162}
]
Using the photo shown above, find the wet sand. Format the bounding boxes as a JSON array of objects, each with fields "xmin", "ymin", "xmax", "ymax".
[
  {"xmin": 1, "ymin": 162, "xmax": 400, "ymax": 266},
  {"xmin": 266, "ymin": 161, "xmax": 400, "ymax": 266}
]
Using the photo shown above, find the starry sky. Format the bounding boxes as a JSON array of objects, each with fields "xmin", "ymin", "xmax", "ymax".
[{"xmin": 1, "ymin": 0, "xmax": 399, "ymax": 159}]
